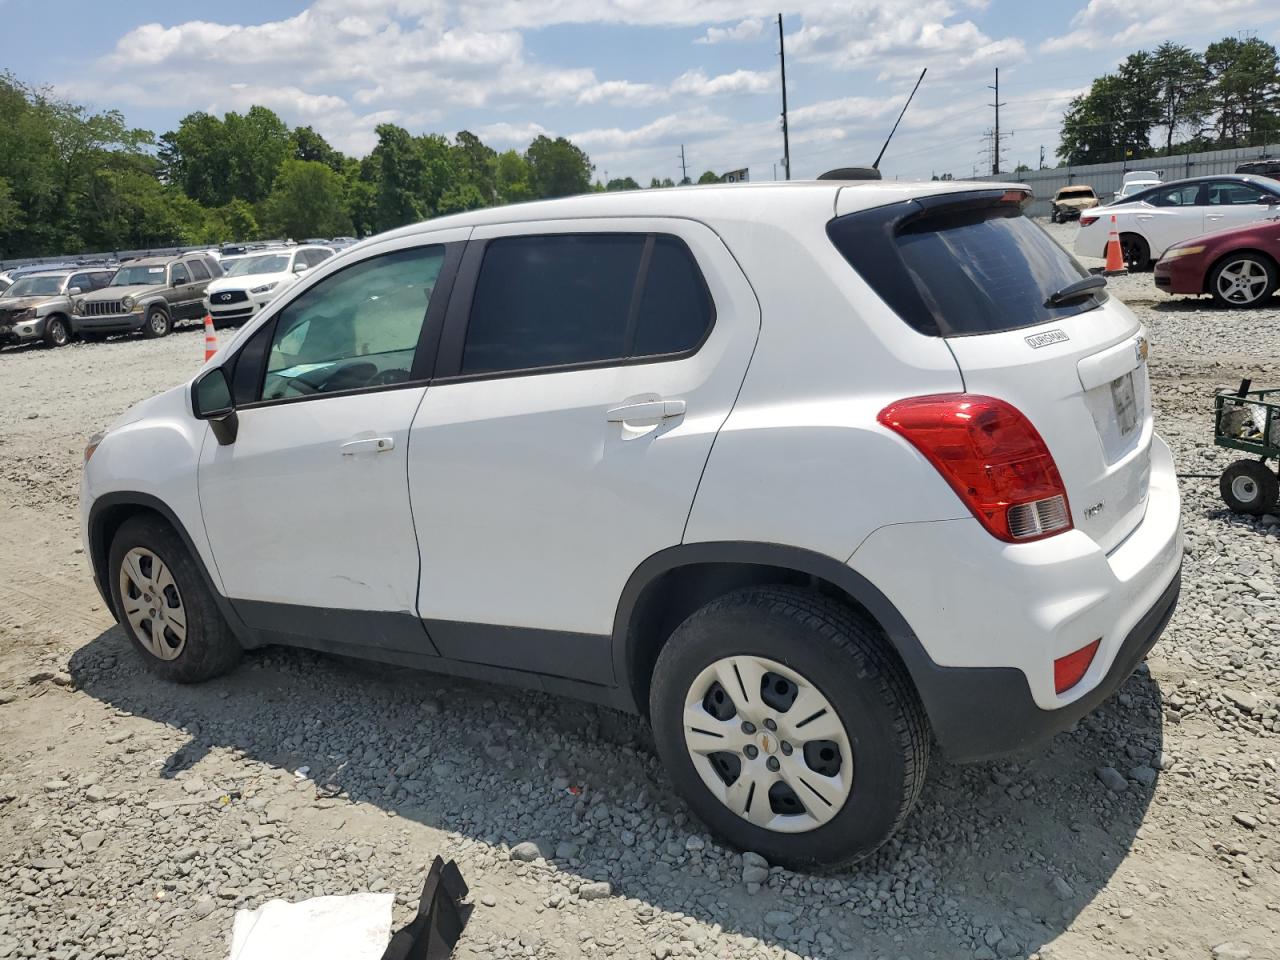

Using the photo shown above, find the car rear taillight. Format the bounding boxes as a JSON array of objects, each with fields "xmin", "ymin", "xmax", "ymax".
[
  {"xmin": 1079, "ymin": 215, "xmax": 1099, "ymax": 227},
  {"xmin": 877, "ymin": 394, "xmax": 1073, "ymax": 543},
  {"xmin": 1054, "ymin": 639, "xmax": 1100, "ymax": 694}
]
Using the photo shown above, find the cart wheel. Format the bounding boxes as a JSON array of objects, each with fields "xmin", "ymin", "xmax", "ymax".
[{"xmin": 1219, "ymin": 460, "xmax": 1279, "ymax": 515}]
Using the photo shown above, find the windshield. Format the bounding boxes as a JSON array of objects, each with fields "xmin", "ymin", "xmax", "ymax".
[
  {"xmin": 111, "ymin": 265, "xmax": 167, "ymax": 286},
  {"xmin": 225, "ymin": 254, "xmax": 290, "ymax": 277},
  {"xmin": 829, "ymin": 201, "xmax": 1100, "ymax": 336},
  {"xmin": 4, "ymin": 276, "xmax": 64, "ymax": 298}
]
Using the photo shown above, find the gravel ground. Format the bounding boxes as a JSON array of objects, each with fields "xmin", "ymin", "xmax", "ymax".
[{"xmin": 1, "ymin": 225, "xmax": 1278, "ymax": 960}]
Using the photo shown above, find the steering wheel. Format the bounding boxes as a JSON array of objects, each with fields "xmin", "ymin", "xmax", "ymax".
[{"xmin": 369, "ymin": 368, "xmax": 410, "ymax": 387}]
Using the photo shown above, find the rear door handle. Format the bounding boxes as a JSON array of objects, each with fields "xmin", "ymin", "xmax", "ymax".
[
  {"xmin": 606, "ymin": 399, "xmax": 686, "ymax": 423},
  {"xmin": 340, "ymin": 437, "xmax": 395, "ymax": 455}
]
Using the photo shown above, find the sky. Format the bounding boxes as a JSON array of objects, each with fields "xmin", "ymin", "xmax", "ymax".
[{"xmin": 5, "ymin": 0, "xmax": 1280, "ymax": 184}]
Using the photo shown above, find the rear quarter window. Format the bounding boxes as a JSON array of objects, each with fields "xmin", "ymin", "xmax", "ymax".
[{"xmin": 828, "ymin": 198, "xmax": 1102, "ymax": 337}]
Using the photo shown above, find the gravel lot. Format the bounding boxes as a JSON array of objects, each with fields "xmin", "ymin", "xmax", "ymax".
[{"xmin": 1, "ymin": 222, "xmax": 1278, "ymax": 960}]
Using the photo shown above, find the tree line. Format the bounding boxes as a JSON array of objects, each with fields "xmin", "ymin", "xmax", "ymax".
[
  {"xmin": 1058, "ymin": 36, "xmax": 1280, "ymax": 165},
  {"xmin": 0, "ymin": 72, "xmax": 724, "ymax": 260}
]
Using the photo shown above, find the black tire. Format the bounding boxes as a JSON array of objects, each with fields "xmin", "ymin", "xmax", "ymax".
[
  {"xmin": 1208, "ymin": 253, "xmax": 1278, "ymax": 308},
  {"xmin": 143, "ymin": 306, "xmax": 171, "ymax": 339},
  {"xmin": 1120, "ymin": 233, "xmax": 1152, "ymax": 272},
  {"xmin": 108, "ymin": 514, "xmax": 241, "ymax": 683},
  {"xmin": 649, "ymin": 586, "xmax": 929, "ymax": 870},
  {"xmin": 1219, "ymin": 459, "xmax": 1279, "ymax": 515},
  {"xmin": 1050, "ymin": 210, "xmax": 1060, "ymax": 224},
  {"xmin": 42, "ymin": 314, "xmax": 70, "ymax": 347}
]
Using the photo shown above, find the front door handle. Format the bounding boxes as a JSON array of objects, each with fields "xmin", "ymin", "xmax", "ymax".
[
  {"xmin": 606, "ymin": 399, "xmax": 686, "ymax": 423},
  {"xmin": 340, "ymin": 436, "xmax": 395, "ymax": 455}
]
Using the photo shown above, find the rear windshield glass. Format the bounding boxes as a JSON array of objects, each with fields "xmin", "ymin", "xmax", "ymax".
[{"xmin": 828, "ymin": 202, "xmax": 1101, "ymax": 336}]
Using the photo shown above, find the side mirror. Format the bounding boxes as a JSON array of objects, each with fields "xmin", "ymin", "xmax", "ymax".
[
  {"xmin": 192, "ymin": 366, "xmax": 238, "ymax": 445},
  {"xmin": 1262, "ymin": 195, "xmax": 1280, "ymax": 205},
  {"xmin": 67, "ymin": 287, "xmax": 82, "ymax": 296},
  {"xmin": 293, "ymin": 263, "xmax": 309, "ymax": 274}
]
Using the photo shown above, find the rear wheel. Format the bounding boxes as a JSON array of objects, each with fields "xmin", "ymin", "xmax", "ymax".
[
  {"xmin": 1209, "ymin": 254, "xmax": 1277, "ymax": 308},
  {"xmin": 42, "ymin": 315, "xmax": 69, "ymax": 347},
  {"xmin": 108, "ymin": 514, "xmax": 240, "ymax": 682},
  {"xmin": 143, "ymin": 306, "xmax": 171, "ymax": 339},
  {"xmin": 649, "ymin": 586, "xmax": 929, "ymax": 869},
  {"xmin": 1120, "ymin": 233, "xmax": 1151, "ymax": 272},
  {"xmin": 1219, "ymin": 460, "xmax": 1279, "ymax": 515}
]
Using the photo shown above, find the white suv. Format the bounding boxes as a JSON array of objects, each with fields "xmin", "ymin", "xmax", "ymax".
[
  {"xmin": 81, "ymin": 181, "xmax": 1182, "ymax": 867},
  {"xmin": 204, "ymin": 246, "xmax": 334, "ymax": 327}
]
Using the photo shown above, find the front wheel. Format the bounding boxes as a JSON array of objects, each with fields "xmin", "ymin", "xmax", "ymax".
[
  {"xmin": 1120, "ymin": 233, "xmax": 1152, "ymax": 272},
  {"xmin": 108, "ymin": 514, "xmax": 241, "ymax": 682},
  {"xmin": 143, "ymin": 307, "xmax": 171, "ymax": 339},
  {"xmin": 1220, "ymin": 459, "xmax": 1279, "ymax": 515},
  {"xmin": 43, "ymin": 315, "xmax": 70, "ymax": 347},
  {"xmin": 1209, "ymin": 254, "xmax": 1278, "ymax": 308},
  {"xmin": 649, "ymin": 586, "xmax": 929, "ymax": 869}
]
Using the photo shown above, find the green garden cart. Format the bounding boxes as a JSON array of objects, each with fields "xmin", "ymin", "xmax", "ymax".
[{"xmin": 1214, "ymin": 379, "xmax": 1280, "ymax": 515}]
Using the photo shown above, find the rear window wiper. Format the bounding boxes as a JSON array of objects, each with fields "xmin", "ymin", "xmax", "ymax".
[{"xmin": 1045, "ymin": 274, "xmax": 1107, "ymax": 307}]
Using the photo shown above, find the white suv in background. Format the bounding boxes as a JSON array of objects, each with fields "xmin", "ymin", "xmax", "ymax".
[
  {"xmin": 204, "ymin": 245, "xmax": 334, "ymax": 327},
  {"xmin": 81, "ymin": 181, "xmax": 1181, "ymax": 867}
]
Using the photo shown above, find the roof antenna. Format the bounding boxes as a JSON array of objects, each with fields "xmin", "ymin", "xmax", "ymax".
[{"xmin": 873, "ymin": 67, "xmax": 927, "ymax": 170}]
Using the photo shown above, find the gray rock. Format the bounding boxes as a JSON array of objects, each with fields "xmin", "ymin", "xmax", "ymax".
[
  {"xmin": 1128, "ymin": 765, "xmax": 1157, "ymax": 787},
  {"xmin": 1223, "ymin": 690, "xmax": 1259, "ymax": 714},
  {"xmin": 765, "ymin": 911, "xmax": 797, "ymax": 927},
  {"xmin": 742, "ymin": 851, "xmax": 769, "ymax": 870},
  {"xmin": 684, "ymin": 835, "xmax": 705, "ymax": 852},
  {"xmin": 984, "ymin": 926, "xmax": 1004, "ymax": 947},
  {"xmin": 579, "ymin": 881, "xmax": 611, "ymax": 901},
  {"xmin": 81, "ymin": 830, "xmax": 106, "ymax": 853},
  {"xmin": 509, "ymin": 841, "xmax": 547, "ymax": 862},
  {"xmin": 191, "ymin": 897, "xmax": 217, "ymax": 920},
  {"xmin": 742, "ymin": 864, "xmax": 769, "ymax": 885},
  {"xmin": 1233, "ymin": 812, "xmax": 1258, "ymax": 830},
  {"xmin": 85, "ymin": 784, "xmax": 107, "ymax": 802},
  {"xmin": 1212, "ymin": 944, "xmax": 1251, "ymax": 960},
  {"xmin": 556, "ymin": 841, "xmax": 581, "ymax": 860},
  {"xmin": 1051, "ymin": 876, "xmax": 1074, "ymax": 900},
  {"xmin": 1095, "ymin": 767, "xmax": 1128, "ymax": 792}
]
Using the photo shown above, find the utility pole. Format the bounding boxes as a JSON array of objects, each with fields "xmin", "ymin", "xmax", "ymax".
[
  {"xmin": 1039, "ymin": 144, "xmax": 1045, "ymax": 169},
  {"xmin": 988, "ymin": 68, "xmax": 1006, "ymax": 175},
  {"xmin": 678, "ymin": 144, "xmax": 688, "ymax": 184},
  {"xmin": 778, "ymin": 13, "xmax": 791, "ymax": 180}
]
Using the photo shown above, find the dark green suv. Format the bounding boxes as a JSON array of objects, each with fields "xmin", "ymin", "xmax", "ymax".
[{"xmin": 72, "ymin": 253, "xmax": 220, "ymax": 339}]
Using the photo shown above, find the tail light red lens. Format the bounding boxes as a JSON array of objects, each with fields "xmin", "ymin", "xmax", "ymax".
[
  {"xmin": 1079, "ymin": 215, "xmax": 1099, "ymax": 227},
  {"xmin": 877, "ymin": 394, "xmax": 1073, "ymax": 543},
  {"xmin": 1054, "ymin": 639, "xmax": 1101, "ymax": 694}
]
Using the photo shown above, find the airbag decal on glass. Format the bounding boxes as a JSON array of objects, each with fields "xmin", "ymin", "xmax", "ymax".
[{"xmin": 1024, "ymin": 329, "xmax": 1069, "ymax": 349}]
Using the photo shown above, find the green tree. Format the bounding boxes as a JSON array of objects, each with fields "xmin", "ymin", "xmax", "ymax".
[
  {"xmin": 1058, "ymin": 54, "xmax": 1160, "ymax": 163},
  {"xmin": 648, "ymin": 177, "xmax": 676, "ymax": 188},
  {"xmin": 291, "ymin": 125, "xmax": 345, "ymax": 172},
  {"xmin": 368, "ymin": 123, "xmax": 426, "ymax": 231},
  {"xmin": 525, "ymin": 135, "xmax": 592, "ymax": 198},
  {"xmin": 1205, "ymin": 37, "xmax": 1280, "ymax": 147},
  {"xmin": 696, "ymin": 170, "xmax": 720, "ymax": 184},
  {"xmin": 1150, "ymin": 42, "xmax": 1209, "ymax": 155},
  {"xmin": 159, "ymin": 106, "xmax": 290, "ymax": 207},
  {"xmin": 260, "ymin": 159, "xmax": 352, "ymax": 239},
  {"xmin": 493, "ymin": 150, "xmax": 533, "ymax": 203},
  {"xmin": 606, "ymin": 176, "xmax": 641, "ymax": 191},
  {"xmin": 452, "ymin": 131, "xmax": 497, "ymax": 203}
]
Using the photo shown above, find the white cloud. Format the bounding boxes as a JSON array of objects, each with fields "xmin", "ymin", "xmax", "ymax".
[
  {"xmin": 695, "ymin": 18, "xmax": 766, "ymax": 44},
  {"xmin": 474, "ymin": 120, "xmax": 552, "ymax": 145},
  {"xmin": 671, "ymin": 69, "xmax": 773, "ymax": 97},
  {"xmin": 570, "ymin": 109, "xmax": 735, "ymax": 149},
  {"xmin": 1040, "ymin": 0, "xmax": 1280, "ymax": 52},
  {"xmin": 576, "ymin": 80, "xmax": 666, "ymax": 107}
]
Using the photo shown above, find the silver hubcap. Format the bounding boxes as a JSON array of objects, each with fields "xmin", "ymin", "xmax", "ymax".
[
  {"xmin": 1231, "ymin": 475, "xmax": 1259, "ymax": 503},
  {"xmin": 683, "ymin": 655, "xmax": 853, "ymax": 834},
  {"xmin": 151, "ymin": 313, "xmax": 166, "ymax": 333},
  {"xmin": 1217, "ymin": 260, "xmax": 1268, "ymax": 304},
  {"xmin": 118, "ymin": 547, "xmax": 187, "ymax": 660}
]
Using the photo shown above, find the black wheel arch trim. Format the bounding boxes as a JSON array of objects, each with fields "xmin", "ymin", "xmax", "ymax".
[
  {"xmin": 610, "ymin": 541, "xmax": 928, "ymax": 713},
  {"xmin": 87, "ymin": 492, "xmax": 252, "ymax": 642}
]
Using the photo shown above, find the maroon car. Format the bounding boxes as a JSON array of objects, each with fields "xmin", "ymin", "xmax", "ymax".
[{"xmin": 1154, "ymin": 215, "xmax": 1280, "ymax": 307}]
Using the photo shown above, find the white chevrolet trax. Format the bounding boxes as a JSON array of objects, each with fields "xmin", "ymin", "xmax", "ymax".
[{"xmin": 81, "ymin": 180, "xmax": 1182, "ymax": 868}]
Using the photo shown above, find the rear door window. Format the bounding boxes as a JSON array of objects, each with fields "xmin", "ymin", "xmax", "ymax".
[
  {"xmin": 186, "ymin": 259, "xmax": 211, "ymax": 281},
  {"xmin": 828, "ymin": 199, "xmax": 1102, "ymax": 337},
  {"xmin": 460, "ymin": 233, "xmax": 713, "ymax": 376}
]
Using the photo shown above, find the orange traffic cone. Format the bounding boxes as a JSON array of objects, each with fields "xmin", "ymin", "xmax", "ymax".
[
  {"xmin": 1104, "ymin": 214, "xmax": 1127, "ymax": 275},
  {"xmin": 203, "ymin": 313, "xmax": 218, "ymax": 362}
]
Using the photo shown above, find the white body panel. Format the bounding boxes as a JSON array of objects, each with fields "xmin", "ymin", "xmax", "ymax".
[{"xmin": 407, "ymin": 217, "xmax": 759, "ymax": 636}]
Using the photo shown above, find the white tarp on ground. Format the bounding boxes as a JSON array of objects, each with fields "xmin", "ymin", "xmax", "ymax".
[{"xmin": 229, "ymin": 892, "xmax": 394, "ymax": 960}]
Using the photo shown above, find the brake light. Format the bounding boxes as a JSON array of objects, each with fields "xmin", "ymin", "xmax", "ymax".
[
  {"xmin": 877, "ymin": 394, "xmax": 1073, "ymax": 542},
  {"xmin": 1079, "ymin": 215, "xmax": 1099, "ymax": 227},
  {"xmin": 1054, "ymin": 639, "xmax": 1100, "ymax": 694}
]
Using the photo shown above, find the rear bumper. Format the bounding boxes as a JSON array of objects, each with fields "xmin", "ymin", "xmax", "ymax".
[{"xmin": 850, "ymin": 433, "xmax": 1182, "ymax": 762}]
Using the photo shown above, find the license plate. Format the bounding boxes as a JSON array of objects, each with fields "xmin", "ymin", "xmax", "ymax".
[{"xmin": 1111, "ymin": 371, "xmax": 1138, "ymax": 436}]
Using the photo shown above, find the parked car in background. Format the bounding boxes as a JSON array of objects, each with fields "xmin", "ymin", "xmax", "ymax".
[
  {"xmin": 1110, "ymin": 170, "xmax": 1162, "ymax": 203},
  {"xmin": 83, "ymin": 179, "xmax": 1181, "ymax": 867},
  {"xmin": 72, "ymin": 253, "xmax": 218, "ymax": 339},
  {"xmin": 1076, "ymin": 174, "xmax": 1280, "ymax": 270},
  {"xmin": 1236, "ymin": 159, "xmax": 1280, "ymax": 179},
  {"xmin": 329, "ymin": 236, "xmax": 358, "ymax": 250},
  {"xmin": 1050, "ymin": 185, "xmax": 1098, "ymax": 222},
  {"xmin": 0, "ymin": 276, "xmax": 10, "ymax": 296},
  {"xmin": 0, "ymin": 267, "xmax": 116, "ymax": 347},
  {"xmin": 1154, "ymin": 214, "xmax": 1280, "ymax": 307},
  {"xmin": 203, "ymin": 245, "xmax": 334, "ymax": 328}
]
